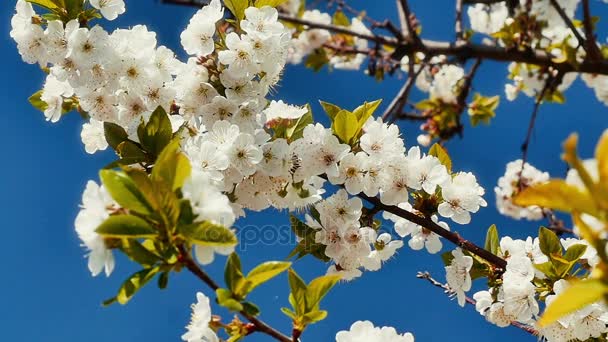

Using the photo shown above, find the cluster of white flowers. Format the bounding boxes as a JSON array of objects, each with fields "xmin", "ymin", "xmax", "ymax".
[
  {"xmin": 384, "ymin": 203, "xmax": 450, "ymax": 254},
  {"xmin": 468, "ymin": 235, "xmax": 603, "ymax": 340},
  {"xmin": 303, "ymin": 190, "xmax": 403, "ymax": 280},
  {"xmin": 504, "ymin": 63, "xmax": 577, "ymax": 101},
  {"xmin": 335, "ymin": 321, "xmax": 414, "ymax": 342},
  {"xmin": 286, "ymin": 9, "xmax": 371, "ymax": 70},
  {"xmin": 541, "ymin": 280, "xmax": 608, "ymax": 342},
  {"xmin": 8, "ymin": 0, "xmax": 488, "ymax": 280},
  {"xmin": 182, "ymin": 292, "xmax": 219, "ymax": 342},
  {"xmin": 494, "ymin": 159, "xmax": 549, "ymax": 220},
  {"xmin": 582, "ymin": 74, "xmax": 608, "ymax": 105},
  {"xmin": 463, "ymin": 0, "xmax": 608, "ymax": 105}
]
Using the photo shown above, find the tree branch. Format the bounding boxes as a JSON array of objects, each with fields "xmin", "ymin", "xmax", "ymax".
[
  {"xmin": 161, "ymin": 0, "xmax": 608, "ymax": 75},
  {"xmin": 582, "ymin": 0, "xmax": 603, "ymax": 61},
  {"xmin": 382, "ymin": 61, "xmax": 427, "ymax": 122},
  {"xmin": 315, "ymin": 173, "xmax": 507, "ymax": 268},
  {"xmin": 178, "ymin": 246, "xmax": 292, "ymax": 342},
  {"xmin": 397, "ymin": 0, "xmax": 422, "ymax": 46},
  {"xmin": 548, "ymin": 0, "xmax": 587, "ymax": 51},
  {"xmin": 416, "ymin": 271, "xmax": 539, "ymax": 335}
]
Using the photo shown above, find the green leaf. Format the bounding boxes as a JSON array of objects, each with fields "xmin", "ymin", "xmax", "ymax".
[
  {"xmin": 539, "ymin": 227, "xmax": 562, "ymax": 257},
  {"xmin": 243, "ymin": 261, "xmax": 291, "ymax": 294},
  {"xmin": 26, "ymin": 0, "xmax": 59, "ymax": 10},
  {"xmin": 157, "ymin": 271, "xmax": 169, "ymax": 289},
  {"xmin": 285, "ymin": 105, "xmax": 313, "ymax": 142},
  {"xmin": 332, "ymin": 110, "xmax": 358, "ymax": 144},
  {"xmin": 319, "ymin": 100, "xmax": 342, "ymax": 121},
  {"xmin": 104, "ymin": 122, "xmax": 129, "ymax": 151},
  {"xmin": 563, "ymin": 243, "xmax": 588, "ymax": 262},
  {"xmin": 254, "ymin": 0, "xmax": 287, "ymax": 7},
  {"xmin": 96, "ymin": 215, "xmax": 157, "ymax": 239},
  {"xmin": 280, "ymin": 307, "xmax": 297, "ymax": 319},
  {"xmin": 352, "ymin": 99, "xmax": 382, "ymax": 124},
  {"xmin": 225, "ymin": 253, "xmax": 245, "ymax": 295},
  {"xmin": 441, "ymin": 251, "xmax": 455, "ymax": 266},
  {"xmin": 429, "ymin": 143, "xmax": 452, "ymax": 173},
  {"xmin": 533, "ymin": 261, "xmax": 556, "ymax": 279},
  {"xmin": 596, "ymin": 130, "xmax": 608, "ymax": 196},
  {"xmin": 241, "ymin": 301, "xmax": 260, "ymax": 316},
  {"xmin": 216, "ymin": 288, "xmax": 244, "ymax": 311},
  {"xmin": 179, "ymin": 221, "xmax": 237, "ymax": 247},
  {"xmin": 28, "ymin": 90, "xmax": 48, "ymax": 112},
  {"xmin": 137, "ymin": 106, "xmax": 172, "ymax": 158},
  {"xmin": 302, "ymin": 310, "xmax": 327, "ymax": 324},
  {"xmin": 151, "ymin": 139, "xmax": 192, "ymax": 191},
  {"xmin": 114, "ymin": 267, "xmax": 160, "ymax": 305},
  {"xmin": 513, "ymin": 180, "xmax": 599, "ymax": 217},
  {"xmin": 304, "ymin": 48, "xmax": 329, "ymax": 72},
  {"xmin": 305, "ymin": 274, "xmax": 341, "ymax": 312},
  {"xmin": 332, "ymin": 10, "xmax": 350, "ymax": 26},
  {"xmin": 484, "ymin": 224, "xmax": 500, "ymax": 255},
  {"xmin": 99, "ymin": 169, "xmax": 153, "ymax": 215},
  {"xmin": 224, "ymin": 0, "xmax": 249, "ymax": 20},
  {"xmin": 288, "ymin": 269, "xmax": 307, "ymax": 316},
  {"xmin": 539, "ymin": 279, "xmax": 607, "ymax": 327},
  {"xmin": 116, "ymin": 141, "xmax": 148, "ymax": 164},
  {"xmin": 120, "ymin": 239, "xmax": 161, "ymax": 267}
]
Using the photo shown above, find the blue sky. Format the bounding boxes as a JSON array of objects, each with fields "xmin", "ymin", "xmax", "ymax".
[{"xmin": 1, "ymin": 0, "xmax": 607, "ymax": 341}]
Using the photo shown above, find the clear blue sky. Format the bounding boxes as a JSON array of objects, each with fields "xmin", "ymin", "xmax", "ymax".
[{"xmin": 1, "ymin": 0, "xmax": 607, "ymax": 341}]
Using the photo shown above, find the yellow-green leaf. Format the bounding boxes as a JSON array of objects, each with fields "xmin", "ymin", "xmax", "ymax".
[
  {"xmin": 255, "ymin": 0, "xmax": 287, "ymax": 7},
  {"xmin": 245, "ymin": 261, "xmax": 291, "ymax": 292},
  {"xmin": 513, "ymin": 179, "xmax": 599, "ymax": 217},
  {"xmin": 27, "ymin": 0, "xmax": 59, "ymax": 10},
  {"xmin": 429, "ymin": 143, "xmax": 452, "ymax": 173},
  {"xmin": 319, "ymin": 100, "xmax": 342, "ymax": 121},
  {"xmin": 96, "ymin": 215, "xmax": 157, "ymax": 238},
  {"xmin": 225, "ymin": 0, "xmax": 250, "ymax": 20},
  {"xmin": 539, "ymin": 279, "xmax": 607, "ymax": 327},
  {"xmin": 100, "ymin": 169, "xmax": 153, "ymax": 215},
  {"xmin": 305, "ymin": 274, "xmax": 341, "ymax": 312},
  {"xmin": 332, "ymin": 110, "xmax": 358, "ymax": 144},
  {"xmin": 352, "ymin": 99, "xmax": 382, "ymax": 126},
  {"xmin": 179, "ymin": 221, "xmax": 237, "ymax": 247},
  {"xmin": 151, "ymin": 139, "xmax": 192, "ymax": 191},
  {"xmin": 595, "ymin": 130, "xmax": 608, "ymax": 194},
  {"xmin": 484, "ymin": 224, "xmax": 499, "ymax": 255}
]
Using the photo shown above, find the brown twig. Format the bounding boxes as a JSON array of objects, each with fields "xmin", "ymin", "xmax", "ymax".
[
  {"xmin": 315, "ymin": 174, "xmax": 508, "ymax": 269},
  {"xmin": 416, "ymin": 271, "xmax": 539, "ymax": 335},
  {"xmin": 519, "ymin": 75, "xmax": 558, "ymax": 183},
  {"xmin": 162, "ymin": 0, "xmax": 608, "ymax": 76},
  {"xmin": 381, "ymin": 60, "xmax": 427, "ymax": 122},
  {"xmin": 582, "ymin": 0, "xmax": 603, "ymax": 61},
  {"xmin": 548, "ymin": 0, "xmax": 587, "ymax": 51},
  {"xmin": 397, "ymin": 0, "xmax": 422, "ymax": 46},
  {"xmin": 178, "ymin": 245, "xmax": 292, "ymax": 342}
]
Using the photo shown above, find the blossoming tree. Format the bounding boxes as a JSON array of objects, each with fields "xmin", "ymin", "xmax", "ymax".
[{"xmin": 8, "ymin": 0, "xmax": 608, "ymax": 340}]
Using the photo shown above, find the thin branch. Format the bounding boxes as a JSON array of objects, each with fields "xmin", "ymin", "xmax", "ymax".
[
  {"xmin": 381, "ymin": 61, "xmax": 427, "ymax": 122},
  {"xmin": 178, "ymin": 246, "xmax": 292, "ymax": 342},
  {"xmin": 315, "ymin": 174, "xmax": 508, "ymax": 269},
  {"xmin": 397, "ymin": 0, "xmax": 422, "ymax": 46},
  {"xmin": 161, "ymin": 0, "xmax": 608, "ymax": 76},
  {"xmin": 548, "ymin": 0, "xmax": 587, "ymax": 51},
  {"xmin": 519, "ymin": 76, "xmax": 555, "ymax": 180},
  {"xmin": 395, "ymin": 0, "xmax": 408, "ymax": 37},
  {"xmin": 416, "ymin": 272, "xmax": 539, "ymax": 335},
  {"xmin": 582, "ymin": 0, "xmax": 603, "ymax": 61}
]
